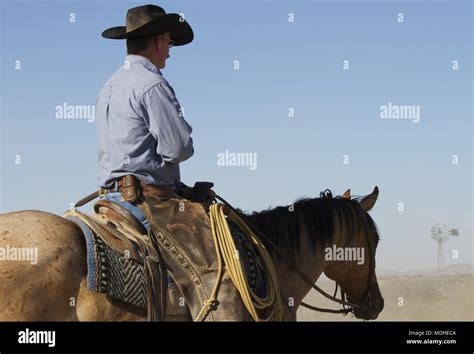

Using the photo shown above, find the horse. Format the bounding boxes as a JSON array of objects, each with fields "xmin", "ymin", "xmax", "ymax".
[{"xmin": 0, "ymin": 186, "xmax": 383, "ymax": 321}]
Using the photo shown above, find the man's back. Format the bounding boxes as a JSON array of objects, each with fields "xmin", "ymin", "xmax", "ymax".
[{"xmin": 96, "ymin": 54, "xmax": 193, "ymax": 188}]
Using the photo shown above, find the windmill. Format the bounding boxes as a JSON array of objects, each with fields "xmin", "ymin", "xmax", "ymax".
[{"xmin": 430, "ymin": 222, "xmax": 459, "ymax": 272}]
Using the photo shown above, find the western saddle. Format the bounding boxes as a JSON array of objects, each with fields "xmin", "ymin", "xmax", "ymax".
[{"xmin": 66, "ymin": 177, "xmax": 216, "ymax": 321}]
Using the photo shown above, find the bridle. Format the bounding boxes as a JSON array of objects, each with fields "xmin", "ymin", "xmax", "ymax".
[{"xmin": 215, "ymin": 194, "xmax": 376, "ymax": 317}]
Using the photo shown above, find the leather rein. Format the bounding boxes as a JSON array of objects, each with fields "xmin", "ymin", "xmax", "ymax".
[{"xmin": 215, "ymin": 194, "xmax": 370, "ymax": 315}]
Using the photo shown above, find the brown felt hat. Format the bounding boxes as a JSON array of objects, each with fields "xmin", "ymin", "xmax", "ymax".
[{"xmin": 101, "ymin": 4, "xmax": 193, "ymax": 46}]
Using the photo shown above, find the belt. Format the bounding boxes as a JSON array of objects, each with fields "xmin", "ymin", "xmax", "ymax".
[
  {"xmin": 75, "ymin": 176, "xmax": 179, "ymax": 208},
  {"xmin": 99, "ymin": 178, "xmax": 177, "ymax": 199}
]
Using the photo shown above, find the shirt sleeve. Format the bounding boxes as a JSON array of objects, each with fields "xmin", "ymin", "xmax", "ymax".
[{"xmin": 140, "ymin": 82, "xmax": 194, "ymax": 163}]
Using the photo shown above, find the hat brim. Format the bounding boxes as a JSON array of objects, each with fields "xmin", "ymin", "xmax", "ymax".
[{"xmin": 102, "ymin": 13, "xmax": 193, "ymax": 46}]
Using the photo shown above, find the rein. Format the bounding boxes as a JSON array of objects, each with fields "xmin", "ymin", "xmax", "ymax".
[{"xmin": 215, "ymin": 194, "xmax": 363, "ymax": 315}]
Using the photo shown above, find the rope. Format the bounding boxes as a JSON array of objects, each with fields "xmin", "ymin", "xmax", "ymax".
[
  {"xmin": 195, "ymin": 205, "xmax": 225, "ymax": 320},
  {"xmin": 197, "ymin": 203, "xmax": 283, "ymax": 321},
  {"xmin": 215, "ymin": 194, "xmax": 359, "ymax": 312}
]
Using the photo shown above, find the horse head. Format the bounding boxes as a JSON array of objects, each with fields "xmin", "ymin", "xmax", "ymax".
[{"xmin": 323, "ymin": 186, "xmax": 384, "ymax": 320}]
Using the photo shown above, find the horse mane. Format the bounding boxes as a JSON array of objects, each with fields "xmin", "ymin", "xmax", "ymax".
[{"xmin": 241, "ymin": 189, "xmax": 380, "ymax": 260}]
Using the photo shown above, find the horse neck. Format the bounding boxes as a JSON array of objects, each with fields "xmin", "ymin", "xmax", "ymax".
[
  {"xmin": 274, "ymin": 231, "xmax": 331, "ymax": 316},
  {"xmin": 247, "ymin": 209, "xmax": 337, "ymax": 318}
]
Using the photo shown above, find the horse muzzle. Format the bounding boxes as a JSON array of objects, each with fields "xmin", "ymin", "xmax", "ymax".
[{"xmin": 351, "ymin": 289, "xmax": 384, "ymax": 320}]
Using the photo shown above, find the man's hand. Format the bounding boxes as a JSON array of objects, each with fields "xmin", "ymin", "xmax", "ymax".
[{"xmin": 176, "ymin": 181, "xmax": 215, "ymax": 203}]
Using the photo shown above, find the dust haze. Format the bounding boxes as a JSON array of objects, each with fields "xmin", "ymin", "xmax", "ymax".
[{"xmin": 297, "ymin": 264, "xmax": 473, "ymax": 321}]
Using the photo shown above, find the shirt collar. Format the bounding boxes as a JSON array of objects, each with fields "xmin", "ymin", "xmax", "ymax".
[{"xmin": 125, "ymin": 55, "xmax": 162, "ymax": 76}]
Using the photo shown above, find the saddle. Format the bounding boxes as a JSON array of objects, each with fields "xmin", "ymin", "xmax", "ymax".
[
  {"xmin": 65, "ymin": 200, "xmax": 170, "ymax": 321},
  {"xmin": 66, "ymin": 177, "xmax": 266, "ymax": 321}
]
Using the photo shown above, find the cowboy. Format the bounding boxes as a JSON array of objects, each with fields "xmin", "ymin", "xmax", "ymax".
[
  {"xmin": 96, "ymin": 4, "xmax": 194, "ymax": 230},
  {"xmin": 95, "ymin": 5, "xmax": 221, "ymax": 319}
]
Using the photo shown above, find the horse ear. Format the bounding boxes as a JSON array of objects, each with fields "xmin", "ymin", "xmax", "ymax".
[
  {"xmin": 358, "ymin": 186, "xmax": 379, "ymax": 212},
  {"xmin": 342, "ymin": 189, "xmax": 351, "ymax": 199}
]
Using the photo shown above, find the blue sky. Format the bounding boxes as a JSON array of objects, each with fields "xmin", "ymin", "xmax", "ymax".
[{"xmin": 1, "ymin": 0, "xmax": 472, "ymax": 271}]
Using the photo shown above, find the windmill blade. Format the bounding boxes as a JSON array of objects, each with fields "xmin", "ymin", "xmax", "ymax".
[{"xmin": 449, "ymin": 229, "xmax": 459, "ymax": 236}]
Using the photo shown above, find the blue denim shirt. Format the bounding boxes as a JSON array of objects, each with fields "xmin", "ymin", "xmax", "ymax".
[{"xmin": 96, "ymin": 55, "xmax": 194, "ymax": 188}]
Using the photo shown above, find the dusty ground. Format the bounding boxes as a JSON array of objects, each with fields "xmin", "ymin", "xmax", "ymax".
[{"xmin": 297, "ymin": 265, "xmax": 473, "ymax": 321}]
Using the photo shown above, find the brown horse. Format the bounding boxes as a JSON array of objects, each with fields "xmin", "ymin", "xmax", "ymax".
[{"xmin": 0, "ymin": 187, "xmax": 383, "ymax": 321}]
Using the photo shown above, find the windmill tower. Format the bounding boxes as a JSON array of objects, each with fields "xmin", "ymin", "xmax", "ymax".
[{"xmin": 430, "ymin": 222, "xmax": 459, "ymax": 272}]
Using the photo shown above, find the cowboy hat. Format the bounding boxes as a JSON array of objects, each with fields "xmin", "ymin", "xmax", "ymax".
[{"xmin": 101, "ymin": 4, "xmax": 193, "ymax": 46}]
